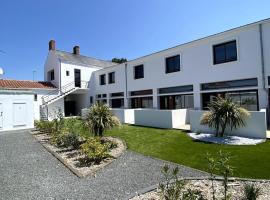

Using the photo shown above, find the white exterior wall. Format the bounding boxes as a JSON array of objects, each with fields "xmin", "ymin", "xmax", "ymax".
[
  {"xmin": 44, "ymin": 51, "xmax": 61, "ymax": 88},
  {"xmin": 93, "ymin": 20, "xmax": 270, "ymax": 110},
  {"xmin": 0, "ymin": 92, "xmax": 34, "ymax": 131},
  {"xmin": 93, "ymin": 63, "xmax": 126, "ymax": 106},
  {"xmin": 189, "ymin": 110, "xmax": 267, "ymax": 139},
  {"xmin": 48, "ymin": 98, "xmax": 65, "ymax": 121}
]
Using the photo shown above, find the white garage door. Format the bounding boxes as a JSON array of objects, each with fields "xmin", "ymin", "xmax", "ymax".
[{"xmin": 13, "ymin": 103, "xmax": 27, "ymax": 127}]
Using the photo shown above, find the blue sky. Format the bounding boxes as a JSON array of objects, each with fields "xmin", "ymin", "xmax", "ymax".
[{"xmin": 0, "ymin": 0, "xmax": 270, "ymax": 81}]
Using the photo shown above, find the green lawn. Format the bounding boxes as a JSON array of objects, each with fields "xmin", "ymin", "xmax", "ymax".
[{"xmin": 105, "ymin": 125, "xmax": 270, "ymax": 179}]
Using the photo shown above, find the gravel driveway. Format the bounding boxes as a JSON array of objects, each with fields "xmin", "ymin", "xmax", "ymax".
[{"xmin": 0, "ymin": 130, "xmax": 208, "ymax": 200}]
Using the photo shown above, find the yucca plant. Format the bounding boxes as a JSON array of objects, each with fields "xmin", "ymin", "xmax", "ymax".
[
  {"xmin": 200, "ymin": 97, "xmax": 250, "ymax": 137},
  {"xmin": 84, "ymin": 102, "xmax": 120, "ymax": 137}
]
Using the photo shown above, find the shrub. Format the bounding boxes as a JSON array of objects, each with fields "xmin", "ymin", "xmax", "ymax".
[
  {"xmin": 182, "ymin": 189, "xmax": 205, "ymax": 200},
  {"xmin": 200, "ymin": 97, "xmax": 249, "ymax": 137},
  {"xmin": 80, "ymin": 138, "xmax": 110, "ymax": 164},
  {"xmin": 158, "ymin": 165, "xmax": 186, "ymax": 200},
  {"xmin": 35, "ymin": 120, "xmax": 54, "ymax": 134},
  {"xmin": 50, "ymin": 129, "xmax": 82, "ymax": 149},
  {"xmin": 84, "ymin": 103, "xmax": 121, "ymax": 137},
  {"xmin": 243, "ymin": 184, "xmax": 261, "ymax": 200}
]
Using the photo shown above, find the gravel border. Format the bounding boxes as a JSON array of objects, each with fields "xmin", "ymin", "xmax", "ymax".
[
  {"xmin": 31, "ymin": 131, "xmax": 127, "ymax": 178},
  {"xmin": 125, "ymin": 177, "xmax": 270, "ymax": 200}
]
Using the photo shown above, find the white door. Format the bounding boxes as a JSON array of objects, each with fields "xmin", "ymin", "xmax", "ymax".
[
  {"xmin": 0, "ymin": 103, "xmax": 3, "ymax": 129},
  {"xmin": 13, "ymin": 103, "xmax": 27, "ymax": 127}
]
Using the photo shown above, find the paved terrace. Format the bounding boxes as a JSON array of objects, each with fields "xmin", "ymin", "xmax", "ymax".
[{"xmin": 0, "ymin": 130, "xmax": 208, "ymax": 200}]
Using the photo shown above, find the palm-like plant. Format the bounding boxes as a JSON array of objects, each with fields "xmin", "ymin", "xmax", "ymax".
[
  {"xmin": 200, "ymin": 96, "xmax": 250, "ymax": 137},
  {"xmin": 84, "ymin": 102, "xmax": 120, "ymax": 137}
]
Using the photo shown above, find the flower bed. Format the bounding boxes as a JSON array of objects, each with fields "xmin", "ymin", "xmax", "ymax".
[
  {"xmin": 33, "ymin": 132, "xmax": 126, "ymax": 177},
  {"xmin": 130, "ymin": 179, "xmax": 270, "ymax": 200}
]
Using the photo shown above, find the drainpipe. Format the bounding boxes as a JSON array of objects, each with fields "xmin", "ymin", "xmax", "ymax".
[
  {"xmin": 259, "ymin": 23, "xmax": 266, "ymax": 91},
  {"xmin": 259, "ymin": 23, "xmax": 269, "ymax": 126},
  {"xmin": 125, "ymin": 63, "xmax": 128, "ymax": 108}
]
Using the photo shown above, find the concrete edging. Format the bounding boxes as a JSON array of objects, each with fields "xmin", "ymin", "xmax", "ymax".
[{"xmin": 30, "ymin": 131, "xmax": 127, "ymax": 178}]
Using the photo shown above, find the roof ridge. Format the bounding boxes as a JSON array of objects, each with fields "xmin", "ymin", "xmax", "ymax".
[{"xmin": 55, "ymin": 50, "xmax": 116, "ymax": 64}]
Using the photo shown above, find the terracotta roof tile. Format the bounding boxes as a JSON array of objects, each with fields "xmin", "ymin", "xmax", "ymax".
[{"xmin": 0, "ymin": 79, "xmax": 56, "ymax": 89}]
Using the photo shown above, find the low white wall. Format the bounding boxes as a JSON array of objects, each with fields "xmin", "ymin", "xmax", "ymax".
[
  {"xmin": 134, "ymin": 109, "xmax": 189, "ymax": 129},
  {"xmin": 189, "ymin": 110, "xmax": 267, "ymax": 139},
  {"xmin": 111, "ymin": 109, "xmax": 135, "ymax": 124},
  {"xmin": 81, "ymin": 108, "xmax": 89, "ymax": 119},
  {"xmin": 48, "ymin": 98, "xmax": 65, "ymax": 121}
]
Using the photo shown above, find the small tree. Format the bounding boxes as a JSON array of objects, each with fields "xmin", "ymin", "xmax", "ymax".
[
  {"xmin": 111, "ymin": 57, "xmax": 127, "ymax": 64},
  {"xmin": 84, "ymin": 103, "xmax": 120, "ymax": 137},
  {"xmin": 200, "ymin": 97, "xmax": 249, "ymax": 137}
]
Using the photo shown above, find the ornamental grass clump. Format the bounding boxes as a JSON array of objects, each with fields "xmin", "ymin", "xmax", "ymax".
[
  {"xmin": 200, "ymin": 96, "xmax": 249, "ymax": 137},
  {"xmin": 84, "ymin": 103, "xmax": 121, "ymax": 137}
]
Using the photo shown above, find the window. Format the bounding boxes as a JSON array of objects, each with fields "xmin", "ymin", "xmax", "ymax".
[
  {"xmin": 108, "ymin": 72, "xmax": 115, "ymax": 84},
  {"xmin": 90, "ymin": 96, "xmax": 93, "ymax": 104},
  {"xmin": 100, "ymin": 74, "xmax": 106, "ymax": 85},
  {"xmin": 131, "ymin": 97, "xmax": 153, "ymax": 108},
  {"xmin": 134, "ymin": 65, "xmax": 144, "ymax": 79},
  {"xmin": 213, "ymin": 40, "xmax": 237, "ymax": 64},
  {"xmin": 201, "ymin": 78, "xmax": 258, "ymax": 91},
  {"xmin": 34, "ymin": 94, "xmax": 37, "ymax": 101},
  {"xmin": 130, "ymin": 89, "xmax": 153, "ymax": 96},
  {"xmin": 166, "ymin": 55, "xmax": 180, "ymax": 73},
  {"xmin": 111, "ymin": 92, "xmax": 124, "ymax": 97},
  {"xmin": 159, "ymin": 85, "xmax": 193, "ymax": 94},
  {"xmin": 111, "ymin": 98, "xmax": 124, "ymax": 108},
  {"xmin": 49, "ymin": 70, "xmax": 54, "ymax": 81},
  {"xmin": 102, "ymin": 94, "xmax": 107, "ymax": 98},
  {"xmin": 66, "ymin": 71, "xmax": 70, "ymax": 76},
  {"xmin": 160, "ymin": 94, "xmax": 194, "ymax": 109},
  {"xmin": 202, "ymin": 90, "xmax": 258, "ymax": 111}
]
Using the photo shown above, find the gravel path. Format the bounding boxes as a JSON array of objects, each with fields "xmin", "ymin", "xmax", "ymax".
[{"xmin": 0, "ymin": 130, "xmax": 208, "ymax": 200}]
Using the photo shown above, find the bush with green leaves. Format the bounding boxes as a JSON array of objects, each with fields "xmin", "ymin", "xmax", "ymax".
[
  {"xmin": 200, "ymin": 96, "xmax": 250, "ymax": 137},
  {"xmin": 243, "ymin": 184, "xmax": 261, "ymax": 200},
  {"xmin": 182, "ymin": 188, "xmax": 205, "ymax": 200},
  {"xmin": 35, "ymin": 120, "xmax": 54, "ymax": 134},
  {"xmin": 80, "ymin": 137, "xmax": 111, "ymax": 164},
  {"xmin": 158, "ymin": 165, "xmax": 186, "ymax": 200},
  {"xmin": 84, "ymin": 103, "xmax": 121, "ymax": 137},
  {"xmin": 50, "ymin": 128, "xmax": 82, "ymax": 149},
  {"xmin": 205, "ymin": 150, "xmax": 234, "ymax": 200}
]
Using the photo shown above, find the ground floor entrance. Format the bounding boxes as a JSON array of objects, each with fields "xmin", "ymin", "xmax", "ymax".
[
  {"xmin": 202, "ymin": 89, "xmax": 258, "ymax": 111},
  {"xmin": 159, "ymin": 94, "xmax": 194, "ymax": 110},
  {"xmin": 130, "ymin": 97, "xmax": 153, "ymax": 108}
]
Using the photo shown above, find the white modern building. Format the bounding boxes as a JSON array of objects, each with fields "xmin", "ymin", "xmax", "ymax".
[{"xmin": 0, "ymin": 18, "xmax": 270, "ymax": 132}]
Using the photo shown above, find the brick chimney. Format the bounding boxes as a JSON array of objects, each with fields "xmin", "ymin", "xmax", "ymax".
[
  {"xmin": 73, "ymin": 46, "xmax": 80, "ymax": 55},
  {"xmin": 49, "ymin": 40, "xmax": 56, "ymax": 51}
]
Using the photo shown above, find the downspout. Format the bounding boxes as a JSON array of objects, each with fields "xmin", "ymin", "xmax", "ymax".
[
  {"xmin": 259, "ymin": 23, "xmax": 266, "ymax": 91},
  {"xmin": 125, "ymin": 63, "xmax": 128, "ymax": 108},
  {"xmin": 259, "ymin": 23, "xmax": 269, "ymax": 127}
]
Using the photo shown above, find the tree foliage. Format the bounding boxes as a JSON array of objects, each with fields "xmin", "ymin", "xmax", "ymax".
[{"xmin": 111, "ymin": 57, "xmax": 127, "ymax": 64}]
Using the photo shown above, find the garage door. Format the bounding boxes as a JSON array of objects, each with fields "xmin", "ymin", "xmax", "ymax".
[{"xmin": 13, "ymin": 103, "xmax": 27, "ymax": 127}]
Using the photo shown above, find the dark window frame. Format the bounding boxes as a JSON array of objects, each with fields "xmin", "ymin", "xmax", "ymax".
[
  {"xmin": 66, "ymin": 70, "xmax": 70, "ymax": 76},
  {"xmin": 134, "ymin": 64, "xmax": 144, "ymax": 79},
  {"xmin": 213, "ymin": 40, "xmax": 237, "ymax": 65},
  {"xmin": 165, "ymin": 55, "xmax": 180, "ymax": 73},
  {"xmin": 108, "ymin": 72, "xmax": 115, "ymax": 84},
  {"xmin": 100, "ymin": 74, "xmax": 106, "ymax": 85},
  {"xmin": 158, "ymin": 85, "xmax": 193, "ymax": 94},
  {"xmin": 130, "ymin": 89, "xmax": 153, "ymax": 96},
  {"xmin": 201, "ymin": 78, "xmax": 258, "ymax": 91}
]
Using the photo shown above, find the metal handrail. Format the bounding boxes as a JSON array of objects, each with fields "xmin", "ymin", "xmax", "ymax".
[{"xmin": 42, "ymin": 81, "xmax": 89, "ymax": 104}]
